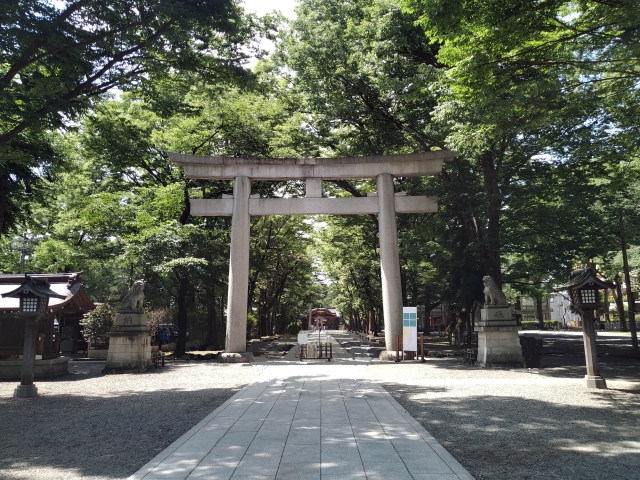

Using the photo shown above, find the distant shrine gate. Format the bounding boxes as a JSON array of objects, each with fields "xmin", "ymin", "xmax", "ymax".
[{"xmin": 170, "ymin": 151, "xmax": 454, "ymax": 359}]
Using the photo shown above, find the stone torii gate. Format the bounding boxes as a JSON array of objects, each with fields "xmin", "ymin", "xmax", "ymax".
[{"xmin": 170, "ymin": 151, "xmax": 453, "ymax": 361}]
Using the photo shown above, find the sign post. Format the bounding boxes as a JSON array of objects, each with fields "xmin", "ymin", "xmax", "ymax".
[{"xmin": 403, "ymin": 307, "xmax": 418, "ymax": 354}]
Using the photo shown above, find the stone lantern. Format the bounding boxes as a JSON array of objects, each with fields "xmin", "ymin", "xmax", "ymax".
[
  {"xmin": 559, "ymin": 268, "xmax": 613, "ymax": 389},
  {"xmin": 1, "ymin": 275, "xmax": 65, "ymax": 398}
]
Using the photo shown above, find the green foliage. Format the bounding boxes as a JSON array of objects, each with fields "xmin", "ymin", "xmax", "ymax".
[
  {"xmin": 148, "ymin": 308, "xmax": 171, "ymax": 338},
  {"xmin": 520, "ymin": 320, "xmax": 559, "ymax": 330},
  {"xmin": 6, "ymin": 0, "xmax": 640, "ymax": 354},
  {"xmin": 0, "ymin": 0, "xmax": 258, "ymax": 236},
  {"xmin": 287, "ymin": 324, "xmax": 300, "ymax": 336},
  {"xmin": 81, "ymin": 304, "xmax": 116, "ymax": 339},
  {"xmin": 277, "ymin": 0, "xmax": 445, "ymax": 156},
  {"xmin": 250, "ymin": 215, "xmax": 319, "ymax": 337},
  {"xmin": 247, "ymin": 312, "xmax": 258, "ymax": 338}
]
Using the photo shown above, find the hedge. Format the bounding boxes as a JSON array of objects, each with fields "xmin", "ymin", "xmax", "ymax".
[{"xmin": 520, "ymin": 320, "xmax": 559, "ymax": 330}]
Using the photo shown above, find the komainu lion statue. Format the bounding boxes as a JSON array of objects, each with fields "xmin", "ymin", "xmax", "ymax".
[
  {"xmin": 119, "ymin": 280, "xmax": 145, "ymax": 312},
  {"xmin": 482, "ymin": 276, "xmax": 507, "ymax": 307}
]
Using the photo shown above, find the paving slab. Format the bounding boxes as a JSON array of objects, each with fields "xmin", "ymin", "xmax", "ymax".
[{"xmin": 128, "ymin": 363, "xmax": 473, "ymax": 480}]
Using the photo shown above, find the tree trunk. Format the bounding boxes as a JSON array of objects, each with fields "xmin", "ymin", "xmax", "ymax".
[
  {"xmin": 373, "ymin": 310, "xmax": 382, "ymax": 337},
  {"xmin": 424, "ymin": 287, "xmax": 431, "ymax": 335},
  {"xmin": 0, "ymin": 172, "xmax": 8, "ymax": 236},
  {"xmin": 175, "ymin": 275, "xmax": 190, "ymax": 357},
  {"xmin": 258, "ymin": 290, "xmax": 267, "ymax": 338},
  {"xmin": 221, "ymin": 293, "xmax": 226, "ymax": 346},
  {"xmin": 479, "ymin": 150, "xmax": 502, "ymax": 282},
  {"xmin": 619, "ymin": 210, "xmax": 639, "ymax": 354},
  {"xmin": 604, "ymin": 289, "xmax": 611, "ymax": 324},
  {"xmin": 401, "ymin": 270, "xmax": 408, "ymax": 306},
  {"xmin": 535, "ymin": 296, "xmax": 544, "ymax": 330},
  {"xmin": 207, "ymin": 286, "xmax": 215, "ymax": 348},
  {"xmin": 271, "ymin": 308, "xmax": 276, "ymax": 335},
  {"xmin": 471, "ymin": 302, "xmax": 478, "ymax": 334},
  {"xmin": 179, "ymin": 180, "xmax": 191, "ymax": 226},
  {"xmin": 464, "ymin": 301, "xmax": 474, "ymax": 345},
  {"xmin": 613, "ymin": 275, "xmax": 627, "ymax": 331}
]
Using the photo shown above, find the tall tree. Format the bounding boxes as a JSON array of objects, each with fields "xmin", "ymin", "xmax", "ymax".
[{"xmin": 0, "ymin": 0, "xmax": 254, "ymax": 235}]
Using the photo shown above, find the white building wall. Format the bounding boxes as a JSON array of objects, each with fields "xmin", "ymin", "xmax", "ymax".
[{"xmin": 549, "ymin": 292, "xmax": 581, "ymax": 327}]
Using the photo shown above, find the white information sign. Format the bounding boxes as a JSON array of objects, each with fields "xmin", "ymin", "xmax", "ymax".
[
  {"xmin": 297, "ymin": 333, "xmax": 308, "ymax": 344},
  {"xmin": 403, "ymin": 307, "xmax": 418, "ymax": 351}
]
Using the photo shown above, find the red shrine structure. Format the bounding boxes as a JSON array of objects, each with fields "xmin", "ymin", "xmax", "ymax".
[{"xmin": 0, "ymin": 272, "xmax": 96, "ymax": 378}]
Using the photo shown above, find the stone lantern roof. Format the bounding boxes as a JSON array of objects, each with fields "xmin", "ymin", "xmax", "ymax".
[
  {"xmin": 557, "ymin": 268, "xmax": 614, "ymax": 291},
  {"xmin": 0, "ymin": 272, "xmax": 95, "ymax": 312},
  {"xmin": 1, "ymin": 275, "xmax": 66, "ymax": 301}
]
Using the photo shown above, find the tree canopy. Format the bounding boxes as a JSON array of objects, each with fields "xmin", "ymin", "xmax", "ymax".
[{"xmin": 2, "ymin": 0, "xmax": 639, "ymax": 350}]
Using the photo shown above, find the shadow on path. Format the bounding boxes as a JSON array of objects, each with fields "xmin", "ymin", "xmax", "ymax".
[
  {"xmin": 384, "ymin": 382, "xmax": 640, "ymax": 480},
  {"xmin": 0, "ymin": 365, "xmax": 245, "ymax": 480}
]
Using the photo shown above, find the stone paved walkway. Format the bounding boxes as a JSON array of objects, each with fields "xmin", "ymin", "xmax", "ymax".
[{"xmin": 129, "ymin": 364, "xmax": 473, "ymax": 480}]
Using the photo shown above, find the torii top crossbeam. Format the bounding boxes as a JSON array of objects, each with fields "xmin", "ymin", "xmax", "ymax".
[{"xmin": 169, "ymin": 150, "xmax": 453, "ymax": 180}]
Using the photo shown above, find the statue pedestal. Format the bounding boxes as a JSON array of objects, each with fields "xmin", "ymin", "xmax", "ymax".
[
  {"xmin": 103, "ymin": 312, "xmax": 152, "ymax": 374},
  {"xmin": 475, "ymin": 306, "xmax": 524, "ymax": 367}
]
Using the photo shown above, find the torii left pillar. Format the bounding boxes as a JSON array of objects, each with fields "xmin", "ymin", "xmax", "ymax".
[
  {"xmin": 219, "ymin": 176, "xmax": 253, "ymax": 363},
  {"xmin": 377, "ymin": 173, "xmax": 403, "ymax": 358}
]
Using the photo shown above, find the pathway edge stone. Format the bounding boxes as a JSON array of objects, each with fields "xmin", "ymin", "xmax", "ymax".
[
  {"xmin": 371, "ymin": 382, "xmax": 475, "ymax": 480},
  {"xmin": 127, "ymin": 375, "xmax": 261, "ymax": 480}
]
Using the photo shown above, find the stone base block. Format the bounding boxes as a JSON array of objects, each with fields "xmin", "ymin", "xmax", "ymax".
[
  {"xmin": 115, "ymin": 312, "xmax": 149, "ymax": 326},
  {"xmin": 475, "ymin": 323, "xmax": 519, "ymax": 331},
  {"xmin": 0, "ymin": 357, "xmax": 69, "ymax": 379},
  {"xmin": 379, "ymin": 350, "xmax": 397, "ymax": 361},
  {"xmin": 481, "ymin": 307, "xmax": 513, "ymax": 322},
  {"xmin": 584, "ymin": 375, "xmax": 607, "ymax": 389},
  {"xmin": 476, "ymin": 329, "xmax": 524, "ymax": 368},
  {"xmin": 88, "ymin": 349, "xmax": 108, "ymax": 359},
  {"xmin": 218, "ymin": 352, "xmax": 254, "ymax": 363},
  {"xmin": 104, "ymin": 333, "xmax": 152, "ymax": 374},
  {"xmin": 14, "ymin": 384, "xmax": 38, "ymax": 398}
]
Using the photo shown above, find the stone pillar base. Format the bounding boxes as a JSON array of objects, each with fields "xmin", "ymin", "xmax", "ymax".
[
  {"xmin": 104, "ymin": 313, "xmax": 152, "ymax": 374},
  {"xmin": 584, "ymin": 375, "xmax": 607, "ymax": 389},
  {"xmin": 476, "ymin": 307, "xmax": 524, "ymax": 368},
  {"xmin": 14, "ymin": 384, "xmax": 38, "ymax": 398},
  {"xmin": 88, "ymin": 349, "xmax": 108, "ymax": 359},
  {"xmin": 380, "ymin": 350, "xmax": 406, "ymax": 361},
  {"xmin": 0, "ymin": 357, "xmax": 69, "ymax": 379},
  {"xmin": 218, "ymin": 352, "xmax": 254, "ymax": 363}
]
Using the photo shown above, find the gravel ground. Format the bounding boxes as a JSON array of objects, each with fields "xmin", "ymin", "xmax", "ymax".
[
  {"xmin": 2, "ymin": 336, "xmax": 639, "ymax": 480},
  {"xmin": 0, "ymin": 361, "xmax": 265, "ymax": 480},
  {"xmin": 366, "ymin": 360, "xmax": 640, "ymax": 480}
]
